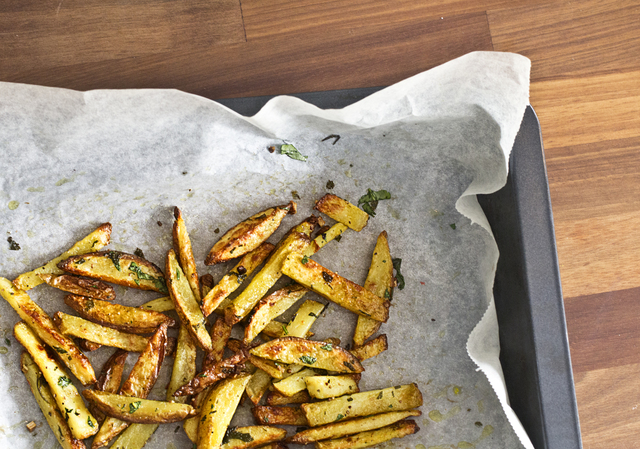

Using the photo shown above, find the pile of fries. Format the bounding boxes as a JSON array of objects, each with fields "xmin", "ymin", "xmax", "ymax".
[{"xmin": 1, "ymin": 192, "xmax": 423, "ymax": 449}]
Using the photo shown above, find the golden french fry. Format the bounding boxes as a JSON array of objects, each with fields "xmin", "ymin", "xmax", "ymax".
[
  {"xmin": 91, "ymin": 349, "xmax": 128, "ymax": 424},
  {"xmin": 302, "ymin": 223, "xmax": 348, "ymax": 257},
  {"xmin": 139, "ymin": 296, "xmax": 174, "ymax": 312},
  {"xmin": 350, "ymin": 334, "xmax": 388, "ymax": 361},
  {"xmin": 314, "ymin": 419, "xmax": 419, "ymax": 449},
  {"xmin": 174, "ymin": 352, "xmax": 248, "ymax": 397},
  {"xmin": 221, "ymin": 426, "xmax": 287, "ymax": 449},
  {"xmin": 39, "ymin": 273, "xmax": 116, "ymax": 301},
  {"xmin": 173, "ymin": 206, "xmax": 201, "ymax": 303},
  {"xmin": 83, "ymin": 390, "xmax": 195, "ymax": 423},
  {"xmin": 314, "ymin": 194, "xmax": 368, "ymax": 232},
  {"xmin": 111, "ymin": 423, "xmax": 159, "ymax": 449},
  {"xmin": 273, "ymin": 368, "xmax": 318, "ymax": 397},
  {"xmin": 266, "ymin": 389, "xmax": 312, "ymax": 406},
  {"xmin": 166, "ymin": 325, "xmax": 197, "ymax": 402},
  {"xmin": 252, "ymin": 406, "xmax": 308, "ymax": 426},
  {"xmin": 246, "ymin": 369, "xmax": 274, "ymax": 405},
  {"xmin": 284, "ymin": 300, "xmax": 325, "ymax": 339},
  {"xmin": 305, "ymin": 375, "xmax": 359, "ymax": 399}
]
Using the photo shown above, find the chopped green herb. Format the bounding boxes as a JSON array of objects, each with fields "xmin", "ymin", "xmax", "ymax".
[
  {"xmin": 4, "ymin": 338, "xmax": 10, "ymax": 346},
  {"xmin": 343, "ymin": 361, "xmax": 356, "ymax": 371},
  {"xmin": 336, "ymin": 414, "xmax": 345, "ymax": 421},
  {"xmin": 322, "ymin": 272, "xmax": 333, "ymax": 283},
  {"xmin": 199, "ymin": 373, "xmax": 208, "ymax": 378},
  {"xmin": 308, "ymin": 312, "xmax": 318, "ymax": 318},
  {"xmin": 85, "ymin": 299, "xmax": 95, "ymax": 311},
  {"xmin": 64, "ymin": 407, "xmax": 73, "ymax": 420},
  {"xmin": 53, "ymin": 346, "xmax": 67, "ymax": 355},
  {"xmin": 377, "ymin": 392, "xmax": 383, "ymax": 399},
  {"xmin": 87, "ymin": 416, "xmax": 95, "ymax": 428},
  {"xmin": 234, "ymin": 272, "xmax": 247, "ymax": 284},
  {"xmin": 91, "ymin": 240, "xmax": 99, "ymax": 248},
  {"xmin": 7, "ymin": 236, "xmax": 20, "ymax": 251},
  {"xmin": 358, "ymin": 188, "xmax": 391, "ymax": 217},
  {"xmin": 176, "ymin": 268, "xmax": 181, "ymax": 280},
  {"xmin": 320, "ymin": 343, "xmax": 333, "ymax": 351},
  {"xmin": 153, "ymin": 278, "xmax": 168, "ymax": 294},
  {"xmin": 392, "ymin": 258, "xmax": 405, "ymax": 290},
  {"xmin": 347, "ymin": 397, "xmax": 354, "ymax": 402},
  {"xmin": 222, "ymin": 427, "xmax": 254, "ymax": 444},
  {"xmin": 334, "ymin": 234, "xmax": 342, "ymax": 242},
  {"xmin": 326, "ymin": 180, "xmax": 335, "ymax": 190},
  {"xmin": 291, "ymin": 190, "xmax": 301, "ymax": 200},
  {"xmin": 299, "ymin": 355, "xmax": 317, "ymax": 365},
  {"xmin": 384, "ymin": 288, "xmax": 390, "ymax": 299},
  {"xmin": 129, "ymin": 401, "xmax": 142, "ymax": 413},
  {"xmin": 134, "ymin": 247, "xmax": 145, "ymax": 258},
  {"xmin": 281, "ymin": 144, "xmax": 308, "ymax": 161},
  {"xmin": 301, "ymin": 255, "xmax": 309, "ymax": 265},
  {"xmin": 264, "ymin": 416, "xmax": 269, "ymax": 423},
  {"xmin": 58, "ymin": 376, "xmax": 71, "ymax": 388},
  {"xmin": 75, "ymin": 258, "xmax": 86, "ymax": 264},
  {"xmin": 450, "ymin": 223, "xmax": 456, "ymax": 230},
  {"xmin": 107, "ymin": 251, "xmax": 122, "ymax": 271},
  {"xmin": 282, "ymin": 325, "xmax": 289, "ymax": 336}
]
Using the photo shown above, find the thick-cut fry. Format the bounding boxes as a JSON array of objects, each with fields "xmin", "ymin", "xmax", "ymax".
[
  {"xmin": 221, "ymin": 426, "xmax": 287, "ymax": 449},
  {"xmin": 173, "ymin": 206, "xmax": 201, "ymax": 303},
  {"xmin": 78, "ymin": 338, "xmax": 102, "ymax": 352},
  {"xmin": 166, "ymin": 325, "xmax": 197, "ymax": 402},
  {"xmin": 205, "ymin": 202, "xmax": 296, "ymax": 265},
  {"xmin": 225, "ymin": 216, "xmax": 320, "ymax": 324},
  {"xmin": 173, "ymin": 352, "xmax": 248, "ymax": 397},
  {"xmin": 244, "ymin": 284, "xmax": 308, "ymax": 343},
  {"xmin": 54, "ymin": 312, "xmax": 149, "ymax": 352},
  {"xmin": 300, "ymin": 383, "xmax": 423, "ymax": 427},
  {"xmin": 281, "ymin": 252, "xmax": 389, "ymax": 322},
  {"xmin": 20, "ymin": 352, "xmax": 87, "ymax": 449},
  {"xmin": 203, "ymin": 242, "xmax": 274, "ymax": 317},
  {"xmin": 246, "ymin": 369, "xmax": 273, "ymax": 405},
  {"xmin": 91, "ymin": 349, "xmax": 128, "ymax": 424},
  {"xmin": 83, "ymin": 390, "xmax": 195, "ymax": 423},
  {"xmin": 285, "ymin": 300, "xmax": 325, "ymax": 339},
  {"xmin": 314, "ymin": 419, "xmax": 419, "ymax": 449},
  {"xmin": 266, "ymin": 389, "xmax": 312, "ymax": 406},
  {"xmin": 354, "ymin": 231, "xmax": 394, "ymax": 347},
  {"xmin": 13, "ymin": 222, "xmax": 112, "ymax": 291},
  {"xmin": 197, "ymin": 375, "xmax": 251, "ymax": 449},
  {"xmin": 166, "ymin": 249, "xmax": 212, "ymax": 351},
  {"xmin": 250, "ymin": 337, "xmax": 363, "ymax": 374},
  {"xmin": 305, "ymin": 375, "xmax": 359, "ymax": 399},
  {"xmin": 288, "ymin": 410, "xmax": 421, "ymax": 445},
  {"xmin": 58, "ymin": 251, "xmax": 167, "ymax": 293},
  {"xmin": 64, "ymin": 294, "xmax": 175, "ymax": 334},
  {"xmin": 139, "ymin": 296, "xmax": 174, "ymax": 312},
  {"xmin": 314, "ymin": 194, "xmax": 369, "ymax": 232},
  {"xmin": 14, "ymin": 322, "xmax": 98, "ymax": 440},
  {"xmin": 111, "ymin": 423, "xmax": 159, "ymax": 449},
  {"xmin": 273, "ymin": 368, "xmax": 317, "ymax": 397},
  {"xmin": 350, "ymin": 334, "xmax": 388, "ymax": 361},
  {"xmin": 252, "ymin": 406, "xmax": 308, "ymax": 426},
  {"xmin": 0, "ymin": 278, "xmax": 96, "ymax": 385},
  {"xmin": 39, "ymin": 274, "xmax": 116, "ymax": 301},
  {"xmin": 302, "ymin": 223, "xmax": 349, "ymax": 257}
]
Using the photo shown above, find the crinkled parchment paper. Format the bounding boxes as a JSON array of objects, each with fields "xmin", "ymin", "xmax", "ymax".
[{"xmin": 0, "ymin": 51, "xmax": 532, "ymax": 449}]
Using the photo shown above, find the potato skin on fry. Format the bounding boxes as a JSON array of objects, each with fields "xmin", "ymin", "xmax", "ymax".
[
  {"xmin": 252, "ymin": 406, "xmax": 308, "ymax": 426},
  {"xmin": 82, "ymin": 390, "xmax": 196, "ymax": 423},
  {"xmin": 314, "ymin": 419, "xmax": 420, "ymax": 449},
  {"xmin": 314, "ymin": 194, "xmax": 369, "ymax": 232},
  {"xmin": 39, "ymin": 274, "xmax": 116, "ymax": 300}
]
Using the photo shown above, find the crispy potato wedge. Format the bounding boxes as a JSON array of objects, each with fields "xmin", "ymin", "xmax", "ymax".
[
  {"xmin": 302, "ymin": 223, "xmax": 349, "ymax": 257},
  {"xmin": 354, "ymin": 231, "xmax": 394, "ymax": 346},
  {"xmin": 166, "ymin": 249, "xmax": 212, "ymax": 351},
  {"xmin": 288, "ymin": 410, "xmax": 421, "ymax": 444},
  {"xmin": 205, "ymin": 202, "xmax": 296, "ymax": 265},
  {"xmin": 91, "ymin": 349, "xmax": 128, "ymax": 424},
  {"xmin": 314, "ymin": 194, "xmax": 368, "ymax": 232},
  {"xmin": 78, "ymin": 338, "xmax": 102, "ymax": 352},
  {"xmin": 314, "ymin": 419, "xmax": 419, "ymax": 449},
  {"xmin": 174, "ymin": 352, "xmax": 248, "ymax": 397},
  {"xmin": 250, "ymin": 337, "xmax": 363, "ymax": 374},
  {"xmin": 305, "ymin": 375, "xmax": 359, "ymax": 399},
  {"xmin": 14, "ymin": 322, "xmax": 98, "ymax": 440},
  {"xmin": 83, "ymin": 390, "xmax": 195, "ymax": 423},
  {"xmin": 225, "ymin": 216, "xmax": 320, "ymax": 324},
  {"xmin": 266, "ymin": 389, "xmax": 312, "ymax": 406},
  {"xmin": 246, "ymin": 369, "xmax": 273, "ymax": 405},
  {"xmin": 0, "ymin": 277, "xmax": 96, "ymax": 385},
  {"xmin": 54, "ymin": 312, "xmax": 149, "ymax": 352},
  {"xmin": 20, "ymin": 352, "xmax": 87, "ymax": 449},
  {"xmin": 285, "ymin": 300, "xmax": 325, "ymax": 339},
  {"xmin": 13, "ymin": 223, "xmax": 112, "ymax": 291},
  {"xmin": 281, "ymin": 252, "xmax": 389, "ymax": 323},
  {"xmin": 39, "ymin": 274, "xmax": 116, "ymax": 301},
  {"xmin": 64, "ymin": 294, "xmax": 175, "ymax": 334},
  {"xmin": 252, "ymin": 406, "xmax": 308, "ymax": 426},
  {"xmin": 203, "ymin": 242, "xmax": 274, "ymax": 317},
  {"xmin": 350, "ymin": 334, "xmax": 388, "ymax": 361},
  {"xmin": 221, "ymin": 426, "xmax": 287, "ymax": 449},
  {"xmin": 197, "ymin": 375, "xmax": 252, "ymax": 449},
  {"xmin": 139, "ymin": 296, "xmax": 174, "ymax": 312},
  {"xmin": 244, "ymin": 284, "xmax": 308, "ymax": 343},
  {"xmin": 111, "ymin": 423, "xmax": 159, "ymax": 449},
  {"xmin": 301, "ymin": 383, "xmax": 423, "ymax": 427},
  {"xmin": 58, "ymin": 251, "xmax": 167, "ymax": 293},
  {"xmin": 201, "ymin": 272, "xmax": 214, "ymax": 297},
  {"xmin": 173, "ymin": 207, "xmax": 201, "ymax": 303},
  {"xmin": 166, "ymin": 325, "xmax": 197, "ymax": 402},
  {"xmin": 273, "ymin": 368, "xmax": 318, "ymax": 397}
]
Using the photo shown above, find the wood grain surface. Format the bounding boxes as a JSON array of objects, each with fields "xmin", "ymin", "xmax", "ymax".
[{"xmin": 1, "ymin": 0, "xmax": 639, "ymax": 447}]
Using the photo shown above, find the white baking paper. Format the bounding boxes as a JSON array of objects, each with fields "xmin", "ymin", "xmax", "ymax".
[{"xmin": 0, "ymin": 51, "xmax": 532, "ymax": 449}]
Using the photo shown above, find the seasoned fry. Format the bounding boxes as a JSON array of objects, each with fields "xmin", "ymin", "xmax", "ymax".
[
  {"xmin": 354, "ymin": 231, "xmax": 394, "ymax": 346},
  {"xmin": 300, "ymin": 383, "xmax": 423, "ymax": 427},
  {"xmin": 83, "ymin": 390, "xmax": 195, "ymax": 423},
  {"xmin": 91, "ymin": 349, "xmax": 128, "ymax": 424},
  {"xmin": 221, "ymin": 426, "xmax": 287, "ymax": 449},
  {"xmin": 14, "ymin": 322, "xmax": 98, "ymax": 440},
  {"xmin": 288, "ymin": 410, "xmax": 421, "ymax": 444},
  {"xmin": 314, "ymin": 194, "xmax": 369, "ymax": 232},
  {"xmin": 257, "ymin": 444, "xmax": 288, "ymax": 449},
  {"xmin": 173, "ymin": 206, "xmax": 201, "ymax": 303},
  {"xmin": 78, "ymin": 338, "xmax": 102, "ymax": 352},
  {"xmin": 205, "ymin": 202, "xmax": 296, "ymax": 265},
  {"xmin": 225, "ymin": 216, "xmax": 320, "ymax": 324},
  {"xmin": 39, "ymin": 273, "xmax": 116, "ymax": 301},
  {"xmin": 20, "ymin": 352, "xmax": 87, "ymax": 449},
  {"xmin": 281, "ymin": 252, "xmax": 389, "ymax": 322},
  {"xmin": 273, "ymin": 368, "xmax": 317, "ymax": 397},
  {"xmin": 350, "ymin": 334, "xmax": 388, "ymax": 361},
  {"xmin": 139, "ymin": 296, "xmax": 174, "ymax": 312},
  {"xmin": 302, "ymin": 223, "xmax": 349, "ymax": 257},
  {"xmin": 166, "ymin": 249, "xmax": 212, "ymax": 351},
  {"xmin": 201, "ymin": 273, "xmax": 214, "ymax": 298},
  {"xmin": 111, "ymin": 423, "xmax": 159, "ymax": 449},
  {"xmin": 246, "ymin": 369, "xmax": 273, "ymax": 405},
  {"xmin": 250, "ymin": 337, "xmax": 363, "ymax": 374},
  {"xmin": 266, "ymin": 389, "xmax": 312, "ymax": 406},
  {"xmin": 13, "ymin": 222, "xmax": 111, "ymax": 291},
  {"xmin": 173, "ymin": 352, "xmax": 248, "ymax": 397},
  {"xmin": 252, "ymin": 406, "xmax": 308, "ymax": 426},
  {"xmin": 64, "ymin": 294, "xmax": 175, "ymax": 334},
  {"xmin": 284, "ymin": 300, "xmax": 325, "ymax": 339},
  {"xmin": 314, "ymin": 419, "xmax": 419, "ymax": 449},
  {"xmin": 305, "ymin": 375, "xmax": 359, "ymax": 399},
  {"xmin": 244, "ymin": 284, "xmax": 308, "ymax": 343},
  {"xmin": 0, "ymin": 277, "xmax": 96, "ymax": 385},
  {"xmin": 166, "ymin": 325, "xmax": 197, "ymax": 402},
  {"xmin": 58, "ymin": 251, "xmax": 167, "ymax": 293},
  {"xmin": 54, "ymin": 312, "xmax": 149, "ymax": 352},
  {"xmin": 197, "ymin": 375, "xmax": 252, "ymax": 449}
]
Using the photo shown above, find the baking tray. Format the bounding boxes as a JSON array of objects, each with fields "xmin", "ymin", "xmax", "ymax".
[{"xmin": 217, "ymin": 89, "xmax": 583, "ymax": 449}]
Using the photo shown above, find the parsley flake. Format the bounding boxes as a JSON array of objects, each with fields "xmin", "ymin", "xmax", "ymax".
[
  {"xmin": 281, "ymin": 144, "xmax": 308, "ymax": 161},
  {"xmin": 129, "ymin": 401, "xmax": 142, "ymax": 413},
  {"xmin": 357, "ymin": 188, "xmax": 391, "ymax": 217},
  {"xmin": 392, "ymin": 258, "xmax": 405, "ymax": 290},
  {"xmin": 299, "ymin": 355, "xmax": 317, "ymax": 365}
]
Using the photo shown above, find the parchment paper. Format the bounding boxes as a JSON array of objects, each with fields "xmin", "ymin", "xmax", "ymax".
[{"xmin": 0, "ymin": 51, "xmax": 533, "ymax": 449}]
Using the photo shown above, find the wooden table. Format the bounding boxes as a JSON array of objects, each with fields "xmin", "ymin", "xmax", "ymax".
[{"xmin": 2, "ymin": 1, "xmax": 638, "ymax": 447}]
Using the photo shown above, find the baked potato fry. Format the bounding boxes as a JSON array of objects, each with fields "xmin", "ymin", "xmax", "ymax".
[
  {"xmin": 13, "ymin": 322, "xmax": 98, "ymax": 440},
  {"xmin": 64, "ymin": 294, "xmax": 175, "ymax": 334},
  {"xmin": 203, "ymin": 242, "xmax": 274, "ymax": 317},
  {"xmin": 273, "ymin": 368, "xmax": 318, "ymax": 397},
  {"xmin": 305, "ymin": 375, "xmax": 359, "ymax": 399},
  {"xmin": 350, "ymin": 334, "xmax": 388, "ymax": 361},
  {"xmin": 111, "ymin": 423, "xmax": 159, "ymax": 449},
  {"xmin": 246, "ymin": 369, "xmax": 273, "ymax": 405},
  {"xmin": 285, "ymin": 300, "xmax": 325, "ymax": 338},
  {"xmin": 250, "ymin": 337, "xmax": 363, "ymax": 374},
  {"xmin": 58, "ymin": 251, "xmax": 167, "ymax": 293},
  {"xmin": 92, "ymin": 349, "xmax": 128, "ymax": 424},
  {"xmin": 20, "ymin": 352, "xmax": 87, "ymax": 449},
  {"xmin": 353, "ymin": 231, "xmax": 394, "ymax": 347},
  {"xmin": 221, "ymin": 426, "xmax": 287, "ymax": 449},
  {"xmin": 225, "ymin": 216, "xmax": 320, "ymax": 324},
  {"xmin": 0, "ymin": 277, "xmax": 96, "ymax": 385},
  {"xmin": 302, "ymin": 223, "xmax": 349, "ymax": 257},
  {"xmin": 266, "ymin": 389, "xmax": 312, "ymax": 406},
  {"xmin": 197, "ymin": 375, "xmax": 252, "ymax": 449},
  {"xmin": 39, "ymin": 273, "xmax": 116, "ymax": 301},
  {"xmin": 314, "ymin": 419, "xmax": 419, "ymax": 449},
  {"xmin": 13, "ymin": 222, "xmax": 112, "ymax": 291},
  {"xmin": 139, "ymin": 296, "xmax": 174, "ymax": 312},
  {"xmin": 281, "ymin": 252, "xmax": 389, "ymax": 323},
  {"xmin": 173, "ymin": 352, "xmax": 248, "ymax": 397},
  {"xmin": 166, "ymin": 249, "xmax": 212, "ymax": 351},
  {"xmin": 205, "ymin": 202, "xmax": 296, "ymax": 265},
  {"xmin": 300, "ymin": 383, "xmax": 423, "ymax": 427},
  {"xmin": 54, "ymin": 312, "xmax": 149, "ymax": 352},
  {"xmin": 314, "ymin": 194, "xmax": 368, "ymax": 232},
  {"xmin": 166, "ymin": 324, "xmax": 197, "ymax": 402},
  {"xmin": 257, "ymin": 444, "xmax": 288, "ymax": 449},
  {"xmin": 83, "ymin": 390, "xmax": 195, "ymax": 423},
  {"xmin": 173, "ymin": 207, "xmax": 201, "ymax": 303},
  {"xmin": 288, "ymin": 410, "xmax": 421, "ymax": 444},
  {"xmin": 252, "ymin": 406, "xmax": 308, "ymax": 426}
]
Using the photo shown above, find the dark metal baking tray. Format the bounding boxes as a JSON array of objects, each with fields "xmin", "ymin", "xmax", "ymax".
[{"xmin": 216, "ymin": 88, "xmax": 582, "ymax": 449}]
